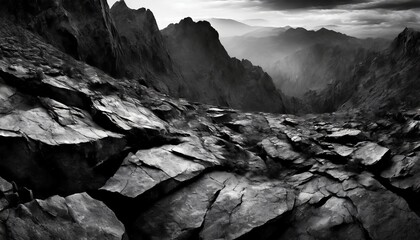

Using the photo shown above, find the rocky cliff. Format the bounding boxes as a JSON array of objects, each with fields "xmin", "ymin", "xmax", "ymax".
[
  {"xmin": 0, "ymin": 0, "xmax": 124, "ymax": 77},
  {"xmin": 391, "ymin": 28, "xmax": 420, "ymax": 59},
  {"xmin": 110, "ymin": 0, "xmax": 188, "ymax": 95},
  {"xmin": 161, "ymin": 17, "xmax": 285, "ymax": 113},
  {"xmin": 0, "ymin": 0, "xmax": 187, "ymax": 95}
]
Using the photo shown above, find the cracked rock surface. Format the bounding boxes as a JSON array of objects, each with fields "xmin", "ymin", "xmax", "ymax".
[
  {"xmin": 0, "ymin": 192, "xmax": 125, "ymax": 240},
  {"xmin": 0, "ymin": 12, "xmax": 420, "ymax": 240}
]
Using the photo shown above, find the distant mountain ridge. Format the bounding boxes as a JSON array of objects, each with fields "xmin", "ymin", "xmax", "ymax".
[
  {"xmin": 221, "ymin": 25, "xmax": 396, "ymax": 113},
  {"xmin": 287, "ymin": 28, "xmax": 420, "ymax": 114},
  {"xmin": 0, "ymin": 0, "xmax": 187, "ymax": 95},
  {"xmin": 222, "ymin": 26, "xmax": 366, "ymax": 69},
  {"xmin": 204, "ymin": 18, "xmax": 258, "ymax": 37},
  {"xmin": 205, "ymin": 18, "xmax": 289, "ymax": 38},
  {"xmin": 340, "ymin": 28, "xmax": 420, "ymax": 112}
]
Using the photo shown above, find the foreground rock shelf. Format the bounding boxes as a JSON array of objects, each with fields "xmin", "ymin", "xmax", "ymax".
[{"xmin": 0, "ymin": 17, "xmax": 420, "ymax": 240}]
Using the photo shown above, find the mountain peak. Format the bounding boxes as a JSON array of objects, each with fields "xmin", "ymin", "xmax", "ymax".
[
  {"xmin": 181, "ymin": 17, "xmax": 194, "ymax": 24},
  {"xmin": 111, "ymin": 0, "xmax": 128, "ymax": 9},
  {"xmin": 317, "ymin": 27, "xmax": 335, "ymax": 33},
  {"xmin": 178, "ymin": 17, "xmax": 212, "ymax": 27},
  {"xmin": 111, "ymin": 0, "xmax": 148, "ymax": 14},
  {"xmin": 391, "ymin": 27, "xmax": 420, "ymax": 58},
  {"xmin": 169, "ymin": 17, "xmax": 216, "ymax": 38},
  {"xmin": 161, "ymin": 17, "xmax": 285, "ymax": 112},
  {"xmin": 403, "ymin": 27, "xmax": 416, "ymax": 33}
]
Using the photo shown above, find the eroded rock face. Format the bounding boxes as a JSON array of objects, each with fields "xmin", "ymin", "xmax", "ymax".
[
  {"xmin": 391, "ymin": 28, "xmax": 420, "ymax": 59},
  {"xmin": 199, "ymin": 175, "xmax": 295, "ymax": 240},
  {"xmin": 0, "ymin": 79, "xmax": 128, "ymax": 196},
  {"xmin": 381, "ymin": 154, "xmax": 420, "ymax": 194},
  {"xmin": 0, "ymin": 0, "xmax": 123, "ymax": 77},
  {"xmin": 132, "ymin": 172, "xmax": 229, "ymax": 240},
  {"xmin": 0, "ymin": 177, "xmax": 14, "ymax": 212},
  {"xmin": 100, "ymin": 137, "xmax": 220, "ymax": 199},
  {"xmin": 353, "ymin": 142, "xmax": 390, "ymax": 167},
  {"xmin": 110, "ymin": 1, "xmax": 187, "ymax": 95},
  {"xmin": 0, "ymin": 193, "xmax": 125, "ymax": 240},
  {"xmin": 346, "ymin": 173, "xmax": 420, "ymax": 240},
  {"xmin": 0, "ymin": 20, "xmax": 172, "ymax": 196}
]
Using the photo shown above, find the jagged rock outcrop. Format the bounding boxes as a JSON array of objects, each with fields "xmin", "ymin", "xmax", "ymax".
[
  {"xmin": 161, "ymin": 17, "xmax": 285, "ymax": 113},
  {"xmin": 0, "ymin": 0, "xmax": 123, "ymax": 77},
  {"xmin": 0, "ymin": 21, "xmax": 172, "ymax": 197},
  {"xmin": 0, "ymin": 192, "xmax": 125, "ymax": 240},
  {"xmin": 1, "ymin": 4, "xmax": 420, "ymax": 240},
  {"xmin": 110, "ymin": 0, "xmax": 188, "ymax": 95},
  {"xmin": 391, "ymin": 28, "xmax": 420, "ymax": 59}
]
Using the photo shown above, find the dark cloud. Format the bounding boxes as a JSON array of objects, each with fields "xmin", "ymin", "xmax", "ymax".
[
  {"xmin": 252, "ymin": 0, "xmax": 367, "ymax": 10},
  {"xmin": 247, "ymin": 0, "xmax": 420, "ymax": 11},
  {"xmin": 358, "ymin": 0, "xmax": 420, "ymax": 10},
  {"xmin": 337, "ymin": 9, "xmax": 420, "ymax": 26}
]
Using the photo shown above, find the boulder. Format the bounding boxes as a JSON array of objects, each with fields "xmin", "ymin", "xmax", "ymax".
[
  {"xmin": 200, "ymin": 176, "xmax": 295, "ymax": 239},
  {"xmin": 131, "ymin": 172, "xmax": 232, "ymax": 240},
  {"xmin": 101, "ymin": 137, "xmax": 220, "ymax": 199},
  {"xmin": 0, "ymin": 193, "xmax": 125, "ymax": 240},
  {"xmin": 353, "ymin": 142, "xmax": 390, "ymax": 167},
  {"xmin": 325, "ymin": 129, "xmax": 366, "ymax": 144}
]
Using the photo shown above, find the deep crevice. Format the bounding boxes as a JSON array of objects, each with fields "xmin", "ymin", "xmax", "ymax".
[
  {"xmin": 89, "ymin": 165, "xmax": 227, "ymax": 233},
  {"xmin": 235, "ymin": 210, "xmax": 294, "ymax": 240},
  {"xmin": 374, "ymin": 176, "xmax": 420, "ymax": 217}
]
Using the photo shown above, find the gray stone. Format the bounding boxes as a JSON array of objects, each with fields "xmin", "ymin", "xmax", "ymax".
[
  {"xmin": 326, "ymin": 129, "xmax": 366, "ymax": 143},
  {"xmin": 353, "ymin": 142, "xmax": 390, "ymax": 166},
  {"xmin": 200, "ymin": 176, "xmax": 295, "ymax": 239},
  {"xmin": 101, "ymin": 139, "xmax": 218, "ymax": 198},
  {"xmin": 131, "ymin": 172, "xmax": 232, "ymax": 240},
  {"xmin": 0, "ymin": 193, "xmax": 125, "ymax": 240}
]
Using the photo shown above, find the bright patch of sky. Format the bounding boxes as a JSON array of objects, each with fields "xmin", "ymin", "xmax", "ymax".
[{"xmin": 107, "ymin": 0, "xmax": 420, "ymax": 38}]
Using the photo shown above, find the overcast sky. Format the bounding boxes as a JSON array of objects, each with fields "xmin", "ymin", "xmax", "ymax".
[{"xmin": 107, "ymin": 0, "xmax": 420, "ymax": 38}]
